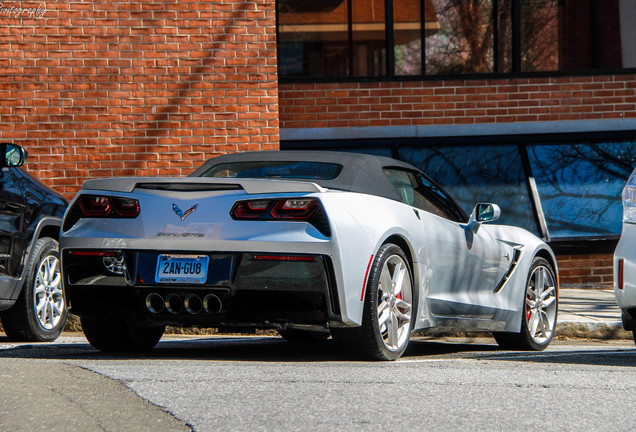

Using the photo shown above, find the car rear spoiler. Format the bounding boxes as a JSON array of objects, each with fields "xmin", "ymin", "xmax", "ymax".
[{"xmin": 81, "ymin": 177, "xmax": 326, "ymax": 195}]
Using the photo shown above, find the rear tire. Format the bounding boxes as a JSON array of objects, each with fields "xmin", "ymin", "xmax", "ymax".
[
  {"xmin": 0, "ymin": 238, "xmax": 67, "ymax": 342},
  {"xmin": 494, "ymin": 257, "xmax": 558, "ymax": 351},
  {"xmin": 332, "ymin": 244, "xmax": 413, "ymax": 361},
  {"xmin": 81, "ymin": 316, "xmax": 164, "ymax": 352},
  {"xmin": 277, "ymin": 328, "xmax": 330, "ymax": 343}
]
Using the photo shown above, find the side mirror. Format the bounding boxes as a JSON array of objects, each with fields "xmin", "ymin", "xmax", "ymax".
[
  {"xmin": 467, "ymin": 203, "xmax": 501, "ymax": 233},
  {"xmin": 1, "ymin": 143, "xmax": 27, "ymax": 168}
]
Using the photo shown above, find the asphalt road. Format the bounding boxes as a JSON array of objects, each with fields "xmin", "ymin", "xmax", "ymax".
[{"xmin": 1, "ymin": 334, "xmax": 635, "ymax": 431}]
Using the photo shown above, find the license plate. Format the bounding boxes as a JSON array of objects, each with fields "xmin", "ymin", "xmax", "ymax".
[{"xmin": 155, "ymin": 254, "xmax": 209, "ymax": 284}]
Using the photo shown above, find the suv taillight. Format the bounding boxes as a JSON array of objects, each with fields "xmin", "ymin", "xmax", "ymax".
[{"xmin": 623, "ymin": 168, "xmax": 636, "ymax": 224}]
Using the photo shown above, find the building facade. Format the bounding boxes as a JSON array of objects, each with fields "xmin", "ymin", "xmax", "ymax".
[{"xmin": 2, "ymin": 0, "xmax": 636, "ymax": 289}]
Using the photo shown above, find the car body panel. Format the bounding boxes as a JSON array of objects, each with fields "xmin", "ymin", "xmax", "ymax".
[
  {"xmin": 615, "ymin": 223, "xmax": 636, "ymax": 310},
  {"xmin": 0, "ymin": 167, "xmax": 67, "ymax": 308},
  {"xmin": 60, "ymin": 152, "xmax": 557, "ymax": 338},
  {"xmin": 614, "ymin": 167, "xmax": 636, "ymax": 331}
]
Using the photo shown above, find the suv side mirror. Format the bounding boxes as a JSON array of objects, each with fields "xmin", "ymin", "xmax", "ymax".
[
  {"xmin": 467, "ymin": 203, "xmax": 501, "ymax": 233},
  {"xmin": 1, "ymin": 143, "xmax": 27, "ymax": 168}
]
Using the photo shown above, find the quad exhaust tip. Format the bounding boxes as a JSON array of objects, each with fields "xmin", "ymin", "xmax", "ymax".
[
  {"xmin": 203, "ymin": 294, "xmax": 222, "ymax": 314},
  {"xmin": 146, "ymin": 293, "xmax": 165, "ymax": 314},
  {"xmin": 184, "ymin": 294, "xmax": 203, "ymax": 315},
  {"xmin": 145, "ymin": 293, "xmax": 222, "ymax": 316}
]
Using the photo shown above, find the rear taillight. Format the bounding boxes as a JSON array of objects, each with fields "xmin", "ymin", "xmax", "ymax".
[
  {"xmin": 231, "ymin": 198, "xmax": 329, "ymax": 236},
  {"xmin": 112, "ymin": 197, "xmax": 140, "ymax": 217},
  {"xmin": 623, "ymin": 168, "xmax": 636, "ymax": 224},
  {"xmin": 271, "ymin": 199, "xmax": 318, "ymax": 220},
  {"xmin": 253, "ymin": 255, "xmax": 316, "ymax": 262},
  {"xmin": 64, "ymin": 194, "xmax": 140, "ymax": 231},
  {"xmin": 78, "ymin": 195, "xmax": 140, "ymax": 218},
  {"xmin": 231, "ymin": 200, "xmax": 270, "ymax": 219},
  {"xmin": 79, "ymin": 195, "xmax": 111, "ymax": 216},
  {"xmin": 231, "ymin": 198, "xmax": 319, "ymax": 221}
]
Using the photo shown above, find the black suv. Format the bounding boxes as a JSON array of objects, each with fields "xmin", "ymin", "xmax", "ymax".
[{"xmin": 0, "ymin": 143, "xmax": 68, "ymax": 341}]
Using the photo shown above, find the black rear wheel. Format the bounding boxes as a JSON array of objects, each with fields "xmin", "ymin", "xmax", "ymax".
[
  {"xmin": 81, "ymin": 316, "xmax": 164, "ymax": 353},
  {"xmin": 277, "ymin": 328, "xmax": 330, "ymax": 342},
  {"xmin": 332, "ymin": 243, "xmax": 413, "ymax": 361}
]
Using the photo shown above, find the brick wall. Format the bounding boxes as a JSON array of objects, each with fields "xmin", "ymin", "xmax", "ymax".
[
  {"xmin": 557, "ymin": 253, "xmax": 614, "ymax": 290},
  {"xmin": 279, "ymin": 75, "xmax": 636, "ymax": 129},
  {"xmin": 0, "ymin": 0, "xmax": 279, "ymax": 199}
]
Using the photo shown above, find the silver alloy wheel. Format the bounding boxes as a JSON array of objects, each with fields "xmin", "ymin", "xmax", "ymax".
[
  {"xmin": 376, "ymin": 254, "xmax": 412, "ymax": 351},
  {"xmin": 525, "ymin": 264, "xmax": 557, "ymax": 344},
  {"xmin": 33, "ymin": 255, "xmax": 64, "ymax": 330}
]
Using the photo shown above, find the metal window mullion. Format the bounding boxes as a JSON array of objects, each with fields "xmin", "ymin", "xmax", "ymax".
[
  {"xmin": 512, "ymin": 0, "xmax": 521, "ymax": 73},
  {"xmin": 591, "ymin": 0, "xmax": 601, "ymax": 68},
  {"xmin": 386, "ymin": 0, "xmax": 395, "ymax": 78},
  {"xmin": 493, "ymin": 0, "xmax": 499, "ymax": 73},
  {"xmin": 519, "ymin": 143, "xmax": 550, "ymax": 241},
  {"xmin": 421, "ymin": 0, "xmax": 426, "ymax": 75},
  {"xmin": 348, "ymin": 0, "xmax": 354, "ymax": 76}
]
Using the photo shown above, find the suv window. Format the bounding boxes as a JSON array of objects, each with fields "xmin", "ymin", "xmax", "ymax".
[{"xmin": 384, "ymin": 168, "xmax": 466, "ymax": 222}]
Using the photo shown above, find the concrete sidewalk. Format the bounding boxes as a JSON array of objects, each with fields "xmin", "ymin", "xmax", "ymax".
[{"xmin": 557, "ymin": 288, "xmax": 631, "ymax": 340}]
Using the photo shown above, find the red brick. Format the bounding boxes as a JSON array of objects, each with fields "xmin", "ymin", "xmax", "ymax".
[{"xmin": 0, "ymin": 0, "xmax": 280, "ymax": 199}]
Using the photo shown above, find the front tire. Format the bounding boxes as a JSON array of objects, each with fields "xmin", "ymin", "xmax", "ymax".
[
  {"xmin": 0, "ymin": 238, "xmax": 67, "ymax": 342},
  {"xmin": 494, "ymin": 257, "xmax": 558, "ymax": 351},
  {"xmin": 333, "ymin": 244, "xmax": 413, "ymax": 361},
  {"xmin": 81, "ymin": 316, "xmax": 164, "ymax": 352}
]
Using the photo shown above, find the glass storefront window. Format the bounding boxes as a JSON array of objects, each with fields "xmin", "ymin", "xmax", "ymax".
[
  {"xmin": 425, "ymin": 0, "xmax": 495, "ymax": 74},
  {"xmin": 285, "ymin": 139, "xmax": 636, "ymax": 241},
  {"xmin": 527, "ymin": 142, "xmax": 636, "ymax": 237},
  {"xmin": 393, "ymin": 0, "xmax": 423, "ymax": 75},
  {"xmin": 277, "ymin": 0, "xmax": 350, "ymax": 77},
  {"xmin": 601, "ymin": 0, "xmax": 636, "ymax": 68},
  {"xmin": 495, "ymin": 0, "xmax": 512, "ymax": 73},
  {"xmin": 352, "ymin": 0, "xmax": 387, "ymax": 76},
  {"xmin": 397, "ymin": 145, "xmax": 539, "ymax": 234},
  {"xmin": 277, "ymin": 0, "xmax": 636, "ymax": 79},
  {"xmin": 520, "ymin": 0, "xmax": 558, "ymax": 71}
]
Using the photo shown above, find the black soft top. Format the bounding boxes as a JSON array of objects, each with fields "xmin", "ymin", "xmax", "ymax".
[{"xmin": 190, "ymin": 150, "xmax": 421, "ymax": 202}]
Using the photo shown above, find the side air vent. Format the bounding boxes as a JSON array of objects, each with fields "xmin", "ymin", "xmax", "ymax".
[
  {"xmin": 135, "ymin": 183, "xmax": 243, "ymax": 192},
  {"xmin": 494, "ymin": 247, "xmax": 522, "ymax": 294}
]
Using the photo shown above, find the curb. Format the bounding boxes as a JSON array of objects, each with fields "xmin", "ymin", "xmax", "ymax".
[{"xmin": 556, "ymin": 321, "xmax": 632, "ymax": 340}]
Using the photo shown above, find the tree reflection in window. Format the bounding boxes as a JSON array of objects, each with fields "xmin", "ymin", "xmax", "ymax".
[
  {"xmin": 527, "ymin": 143, "xmax": 636, "ymax": 237},
  {"xmin": 426, "ymin": 0, "xmax": 496, "ymax": 74},
  {"xmin": 397, "ymin": 145, "xmax": 539, "ymax": 234}
]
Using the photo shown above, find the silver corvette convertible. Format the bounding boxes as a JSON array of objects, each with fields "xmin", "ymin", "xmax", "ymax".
[{"xmin": 60, "ymin": 151, "xmax": 559, "ymax": 360}]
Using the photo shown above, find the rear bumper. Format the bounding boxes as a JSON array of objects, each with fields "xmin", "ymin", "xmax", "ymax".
[{"xmin": 63, "ymin": 249, "xmax": 341, "ymax": 329}]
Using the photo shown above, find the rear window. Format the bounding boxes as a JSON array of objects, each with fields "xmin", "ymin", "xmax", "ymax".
[{"xmin": 198, "ymin": 161, "xmax": 343, "ymax": 180}]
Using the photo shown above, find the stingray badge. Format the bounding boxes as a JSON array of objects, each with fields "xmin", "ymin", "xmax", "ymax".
[{"xmin": 172, "ymin": 203, "xmax": 198, "ymax": 221}]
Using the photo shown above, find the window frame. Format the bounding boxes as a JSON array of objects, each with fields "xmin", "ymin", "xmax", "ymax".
[
  {"xmin": 281, "ymin": 129, "xmax": 636, "ymax": 253},
  {"xmin": 383, "ymin": 167, "xmax": 468, "ymax": 222},
  {"xmin": 276, "ymin": 0, "xmax": 636, "ymax": 83}
]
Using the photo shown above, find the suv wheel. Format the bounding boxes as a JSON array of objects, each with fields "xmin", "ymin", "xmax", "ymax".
[{"xmin": 0, "ymin": 238, "xmax": 67, "ymax": 342}]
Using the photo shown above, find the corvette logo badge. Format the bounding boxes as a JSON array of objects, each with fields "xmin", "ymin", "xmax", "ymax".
[{"xmin": 172, "ymin": 203, "xmax": 198, "ymax": 221}]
